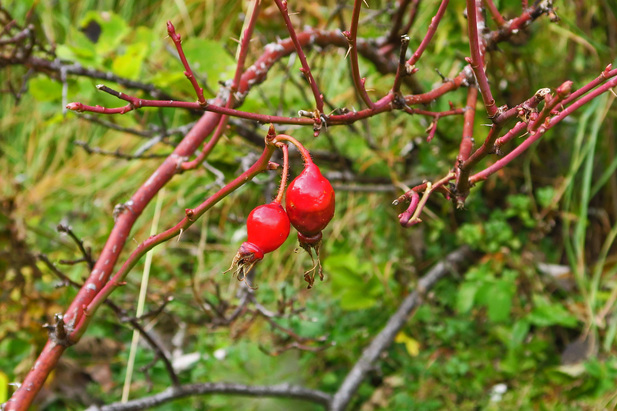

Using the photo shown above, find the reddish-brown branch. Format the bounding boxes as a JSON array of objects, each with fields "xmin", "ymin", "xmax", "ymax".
[
  {"xmin": 484, "ymin": 0, "xmax": 506, "ymax": 26},
  {"xmin": 406, "ymin": 0, "xmax": 450, "ymax": 67},
  {"xmin": 398, "ymin": 172, "xmax": 455, "ymax": 227},
  {"xmin": 456, "ymin": 86, "xmax": 479, "ymax": 178},
  {"xmin": 181, "ymin": 1, "xmax": 262, "ymax": 171},
  {"xmin": 454, "ymin": 86, "xmax": 549, "ymax": 202},
  {"xmin": 404, "ymin": 105, "xmax": 467, "ymax": 142},
  {"xmin": 485, "ymin": 2, "xmax": 556, "ymax": 49},
  {"xmin": 529, "ymin": 81, "xmax": 573, "ymax": 131},
  {"xmin": 273, "ymin": 0, "xmax": 324, "ymax": 116},
  {"xmin": 494, "ymin": 120, "xmax": 527, "ymax": 148},
  {"xmin": 68, "ymin": 66, "xmax": 474, "ymax": 129},
  {"xmin": 166, "ymin": 21, "xmax": 206, "ymax": 106},
  {"xmin": 466, "ymin": 0, "xmax": 497, "ymax": 117},
  {"xmin": 391, "ymin": 35, "xmax": 411, "ymax": 95},
  {"xmin": 471, "ymin": 76, "xmax": 617, "ymax": 183},
  {"xmin": 346, "ymin": 0, "xmax": 375, "ymax": 109},
  {"xmin": 561, "ymin": 64, "xmax": 615, "ymax": 108},
  {"xmin": 5, "ymin": 108, "xmax": 226, "ymax": 410},
  {"xmin": 67, "ymin": 97, "xmax": 313, "ymax": 125}
]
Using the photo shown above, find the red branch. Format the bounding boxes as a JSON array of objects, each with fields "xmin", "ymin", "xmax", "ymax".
[
  {"xmin": 456, "ymin": 86, "xmax": 479, "ymax": 178},
  {"xmin": 470, "ymin": 75, "xmax": 617, "ymax": 184},
  {"xmin": 345, "ymin": 0, "xmax": 375, "ymax": 109},
  {"xmin": 406, "ymin": 0, "xmax": 450, "ymax": 67},
  {"xmin": 484, "ymin": 0, "xmax": 506, "ymax": 26},
  {"xmin": 180, "ymin": 0, "xmax": 262, "ymax": 171},
  {"xmin": 466, "ymin": 0, "xmax": 497, "ymax": 117},
  {"xmin": 273, "ymin": 0, "xmax": 324, "ymax": 117},
  {"xmin": 166, "ymin": 21, "xmax": 206, "ymax": 106}
]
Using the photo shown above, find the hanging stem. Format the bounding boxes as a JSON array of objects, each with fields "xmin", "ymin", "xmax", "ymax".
[
  {"xmin": 274, "ymin": 143, "xmax": 290, "ymax": 204},
  {"xmin": 273, "ymin": 133, "xmax": 313, "ymax": 165}
]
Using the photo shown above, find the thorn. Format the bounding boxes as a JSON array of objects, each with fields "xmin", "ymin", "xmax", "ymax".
[{"xmin": 344, "ymin": 46, "xmax": 352, "ymax": 59}]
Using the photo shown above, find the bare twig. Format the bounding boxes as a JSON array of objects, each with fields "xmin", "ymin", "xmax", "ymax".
[
  {"xmin": 84, "ymin": 383, "xmax": 331, "ymax": 411},
  {"xmin": 75, "ymin": 141, "xmax": 171, "ymax": 160},
  {"xmin": 56, "ymin": 224, "xmax": 96, "ymax": 271}
]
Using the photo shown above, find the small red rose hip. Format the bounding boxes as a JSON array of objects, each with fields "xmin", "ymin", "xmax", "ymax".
[
  {"xmin": 226, "ymin": 202, "xmax": 290, "ymax": 286},
  {"xmin": 285, "ymin": 162, "xmax": 335, "ymax": 287},
  {"xmin": 246, "ymin": 202, "xmax": 290, "ymax": 256}
]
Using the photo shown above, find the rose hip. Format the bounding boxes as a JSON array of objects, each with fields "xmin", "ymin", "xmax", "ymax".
[
  {"xmin": 226, "ymin": 202, "xmax": 290, "ymax": 285},
  {"xmin": 244, "ymin": 202, "xmax": 290, "ymax": 258},
  {"xmin": 286, "ymin": 163, "xmax": 335, "ymax": 238},
  {"xmin": 285, "ymin": 161, "xmax": 335, "ymax": 287}
]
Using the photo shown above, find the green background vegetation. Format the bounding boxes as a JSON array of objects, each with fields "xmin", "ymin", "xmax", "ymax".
[{"xmin": 1, "ymin": 0, "xmax": 617, "ymax": 409}]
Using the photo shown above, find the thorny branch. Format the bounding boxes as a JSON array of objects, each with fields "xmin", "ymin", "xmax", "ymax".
[{"xmin": 37, "ymin": 254, "xmax": 180, "ymax": 387}]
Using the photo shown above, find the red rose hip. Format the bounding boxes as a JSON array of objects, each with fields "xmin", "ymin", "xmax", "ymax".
[
  {"xmin": 245, "ymin": 202, "xmax": 290, "ymax": 257},
  {"xmin": 285, "ymin": 162, "xmax": 335, "ymax": 287},
  {"xmin": 226, "ymin": 202, "xmax": 290, "ymax": 285},
  {"xmin": 285, "ymin": 163, "xmax": 335, "ymax": 238}
]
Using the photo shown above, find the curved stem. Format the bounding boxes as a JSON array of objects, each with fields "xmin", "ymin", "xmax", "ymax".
[
  {"xmin": 273, "ymin": 134, "xmax": 313, "ymax": 165},
  {"xmin": 274, "ymin": 144, "xmax": 290, "ymax": 204}
]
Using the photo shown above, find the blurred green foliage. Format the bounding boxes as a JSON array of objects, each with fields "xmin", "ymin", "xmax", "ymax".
[{"xmin": 1, "ymin": 0, "xmax": 617, "ymax": 410}]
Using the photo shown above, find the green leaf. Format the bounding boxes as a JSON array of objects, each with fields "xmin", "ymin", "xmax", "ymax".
[
  {"xmin": 339, "ymin": 287, "xmax": 378, "ymax": 310},
  {"xmin": 456, "ymin": 223, "xmax": 484, "ymax": 248},
  {"xmin": 484, "ymin": 219, "xmax": 514, "ymax": 252},
  {"xmin": 510, "ymin": 320, "xmax": 530, "ymax": 349},
  {"xmin": 112, "ymin": 42, "xmax": 148, "ymax": 79},
  {"xmin": 536, "ymin": 186, "xmax": 556, "ymax": 209},
  {"xmin": 56, "ymin": 28, "xmax": 101, "ymax": 66},
  {"xmin": 456, "ymin": 282, "xmax": 478, "ymax": 314},
  {"xmin": 79, "ymin": 11, "xmax": 130, "ymax": 56},
  {"xmin": 526, "ymin": 295, "xmax": 578, "ymax": 328},
  {"xmin": 325, "ymin": 253, "xmax": 382, "ymax": 310},
  {"xmin": 485, "ymin": 280, "xmax": 514, "ymax": 323},
  {"xmin": 28, "ymin": 76, "xmax": 63, "ymax": 102}
]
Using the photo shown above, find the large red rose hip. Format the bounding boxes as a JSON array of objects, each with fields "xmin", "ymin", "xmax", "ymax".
[
  {"xmin": 285, "ymin": 162, "xmax": 335, "ymax": 288},
  {"xmin": 285, "ymin": 163, "xmax": 335, "ymax": 239}
]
